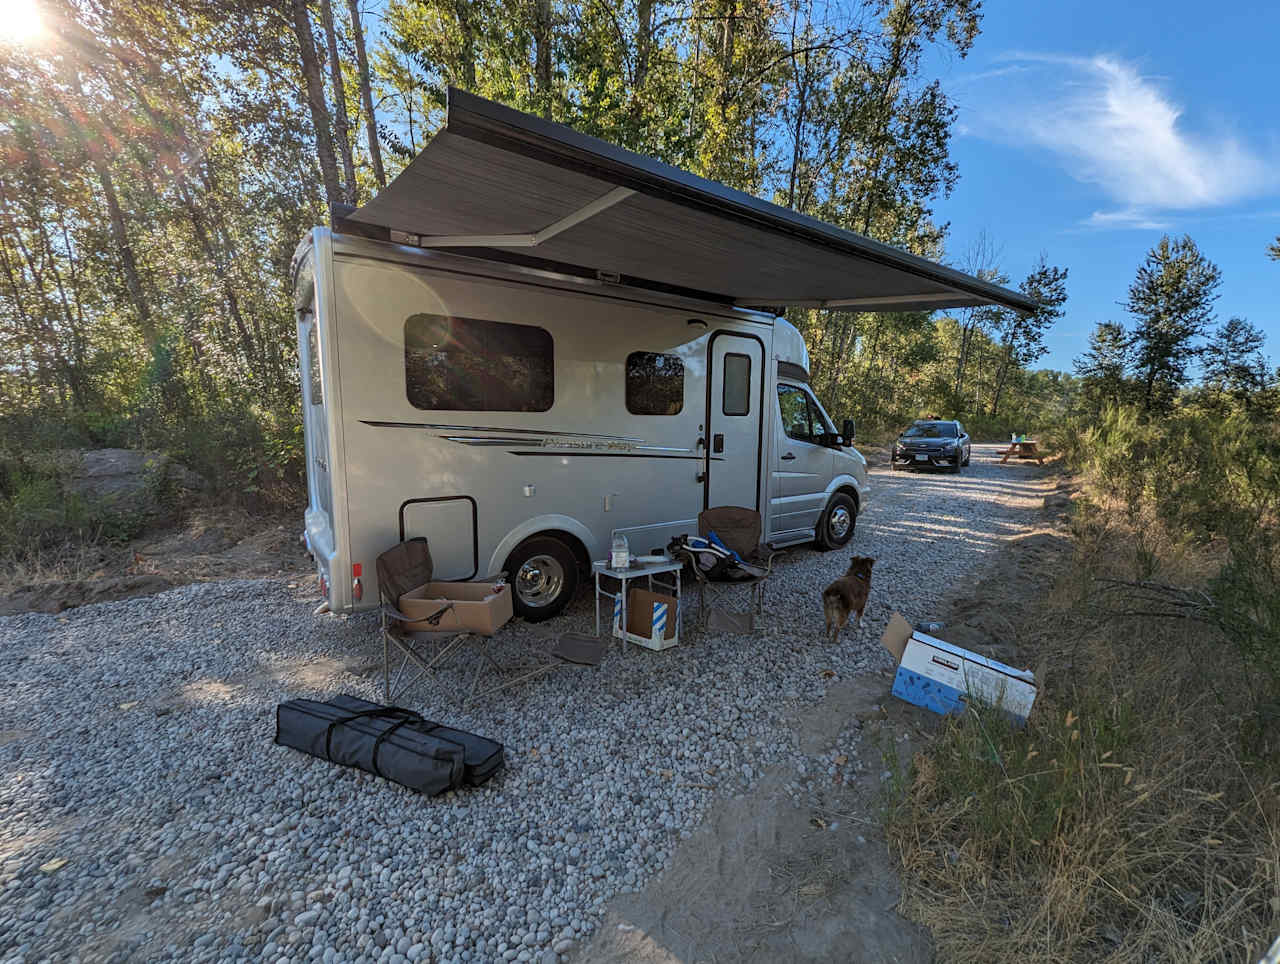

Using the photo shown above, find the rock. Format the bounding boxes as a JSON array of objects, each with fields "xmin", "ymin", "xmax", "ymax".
[
  {"xmin": 68, "ymin": 448, "xmax": 205, "ymax": 515},
  {"xmin": 295, "ymin": 910, "xmax": 321, "ymax": 928},
  {"xmin": 553, "ymin": 938, "xmax": 575, "ymax": 954}
]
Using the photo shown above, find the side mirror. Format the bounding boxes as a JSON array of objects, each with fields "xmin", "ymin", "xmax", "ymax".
[{"xmin": 842, "ymin": 418, "xmax": 856, "ymax": 445}]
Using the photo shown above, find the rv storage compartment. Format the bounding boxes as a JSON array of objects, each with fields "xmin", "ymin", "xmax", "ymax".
[
  {"xmin": 399, "ymin": 581, "xmax": 513, "ymax": 635},
  {"xmin": 328, "ymin": 694, "xmax": 504, "ymax": 785},
  {"xmin": 275, "ymin": 697, "xmax": 466, "ymax": 795}
]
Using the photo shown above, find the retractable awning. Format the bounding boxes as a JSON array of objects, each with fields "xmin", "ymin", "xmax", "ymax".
[{"xmin": 346, "ymin": 88, "xmax": 1036, "ymax": 314}]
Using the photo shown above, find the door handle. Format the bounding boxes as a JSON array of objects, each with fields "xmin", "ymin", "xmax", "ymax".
[
  {"xmin": 781, "ymin": 452, "xmax": 796, "ymax": 461},
  {"xmin": 712, "ymin": 433, "xmax": 724, "ymax": 454}
]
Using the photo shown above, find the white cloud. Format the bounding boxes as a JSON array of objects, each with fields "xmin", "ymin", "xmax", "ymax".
[{"xmin": 960, "ymin": 54, "xmax": 1275, "ymax": 228}]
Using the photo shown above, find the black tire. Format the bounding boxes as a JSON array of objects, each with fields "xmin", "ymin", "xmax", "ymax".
[
  {"xmin": 504, "ymin": 536, "xmax": 579, "ymax": 622},
  {"xmin": 950, "ymin": 456, "xmax": 962, "ymax": 474},
  {"xmin": 816, "ymin": 492, "xmax": 858, "ymax": 550},
  {"xmin": 891, "ymin": 460, "xmax": 903, "ymax": 472},
  {"xmin": 961, "ymin": 448, "xmax": 970, "ymax": 467}
]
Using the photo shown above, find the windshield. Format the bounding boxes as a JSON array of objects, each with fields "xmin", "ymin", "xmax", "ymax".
[{"xmin": 902, "ymin": 421, "xmax": 957, "ymax": 439}]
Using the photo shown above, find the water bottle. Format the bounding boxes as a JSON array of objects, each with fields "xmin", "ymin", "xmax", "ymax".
[{"xmin": 611, "ymin": 532, "xmax": 630, "ymax": 569}]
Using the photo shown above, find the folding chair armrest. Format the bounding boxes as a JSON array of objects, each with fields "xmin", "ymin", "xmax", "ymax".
[{"xmin": 381, "ymin": 602, "xmax": 418, "ymax": 625}]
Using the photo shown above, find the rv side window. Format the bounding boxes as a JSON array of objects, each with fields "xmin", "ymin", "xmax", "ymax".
[
  {"xmin": 722, "ymin": 353, "xmax": 751, "ymax": 416},
  {"xmin": 307, "ymin": 324, "xmax": 323, "ymax": 406},
  {"xmin": 626, "ymin": 352, "xmax": 684, "ymax": 415},
  {"xmin": 404, "ymin": 313, "xmax": 554, "ymax": 412}
]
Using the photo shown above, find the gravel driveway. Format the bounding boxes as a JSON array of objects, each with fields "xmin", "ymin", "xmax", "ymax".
[{"xmin": 0, "ymin": 445, "xmax": 1050, "ymax": 964}]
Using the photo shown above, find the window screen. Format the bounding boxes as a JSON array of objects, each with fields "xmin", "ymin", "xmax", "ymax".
[
  {"xmin": 722, "ymin": 353, "xmax": 751, "ymax": 416},
  {"xmin": 307, "ymin": 324, "xmax": 323, "ymax": 406},
  {"xmin": 405, "ymin": 313, "xmax": 553, "ymax": 412},
  {"xmin": 626, "ymin": 352, "xmax": 684, "ymax": 415}
]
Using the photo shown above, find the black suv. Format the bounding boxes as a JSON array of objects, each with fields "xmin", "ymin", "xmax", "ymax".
[{"xmin": 890, "ymin": 419, "xmax": 971, "ymax": 473}]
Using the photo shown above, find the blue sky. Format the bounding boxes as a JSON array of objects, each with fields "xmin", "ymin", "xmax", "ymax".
[{"xmin": 926, "ymin": 0, "xmax": 1280, "ymax": 371}]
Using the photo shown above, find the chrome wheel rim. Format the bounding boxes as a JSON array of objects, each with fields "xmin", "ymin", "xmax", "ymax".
[
  {"xmin": 829, "ymin": 505, "xmax": 853, "ymax": 541},
  {"xmin": 515, "ymin": 554, "xmax": 565, "ymax": 608}
]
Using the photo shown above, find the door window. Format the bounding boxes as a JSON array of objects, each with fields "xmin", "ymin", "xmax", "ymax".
[{"xmin": 722, "ymin": 353, "xmax": 751, "ymax": 416}]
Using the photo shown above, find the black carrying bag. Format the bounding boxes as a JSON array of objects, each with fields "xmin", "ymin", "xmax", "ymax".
[
  {"xmin": 274, "ymin": 695, "xmax": 505, "ymax": 795},
  {"xmin": 275, "ymin": 698, "xmax": 465, "ymax": 796},
  {"xmin": 328, "ymin": 694, "xmax": 504, "ymax": 786}
]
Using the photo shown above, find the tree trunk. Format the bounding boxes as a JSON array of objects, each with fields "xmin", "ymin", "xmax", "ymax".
[
  {"xmin": 345, "ymin": 0, "xmax": 385, "ymax": 188},
  {"xmin": 290, "ymin": 0, "xmax": 344, "ymax": 210},
  {"xmin": 454, "ymin": 0, "xmax": 477, "ymax": 90},
  {"xmin": 534, "ymin": 0, "xmax": 553, "ymax": 118},
  {"xmin": 54, "ymin": 64, "xmax": 156, "ymax": 348},
  {"xmin": 92, "ymin": 160, "xmax": 157, "ymax": 349},
  {"xmin": 319, "ymin": 0, "xmax": 357, "ymax": 204}
]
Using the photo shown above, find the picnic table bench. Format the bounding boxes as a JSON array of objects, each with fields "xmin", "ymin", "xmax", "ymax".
[{"xmin": 997, "ymin": 440, "xmax": 1044, "ymax": 465}]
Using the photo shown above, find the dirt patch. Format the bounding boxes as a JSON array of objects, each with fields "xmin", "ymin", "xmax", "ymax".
[
  {"xmin": 577, "ymin": 475, "xmax": 1075, "ymax": 963},
  {"xmin": 0, "ymin": 508, "xmax": 311, "ymax": 615}
]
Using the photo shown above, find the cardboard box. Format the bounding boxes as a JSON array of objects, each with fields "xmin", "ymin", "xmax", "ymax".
[
  {"xmin": 613, "ymin": 587, "xmax": 679, "ymax": 651},
  {"xmin": 399, "ymin": 581, "xmax": 513, "ymax": 636},
  {"xmin": 881, "ymin": 612, "xmax": 1037, "ymax": 723}
]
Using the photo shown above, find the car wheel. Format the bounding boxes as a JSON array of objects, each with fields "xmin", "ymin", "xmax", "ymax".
[
  {"xmin": 817, "ymin": 493, "xmax": 858, "ymax": 550},
  {"xmin": 961, "ymin": 448, "xmax": 970, "ymax": 467},
  {"xmin": 950, "ymin": 456, "xmax": 962, "ymax": 474},
  {"xmin": 891, "ymin": 461, "xmax": 903, "ymax": 472},
  {"xmin": 504, "ymin": 536, "xmax": 579, "ymax": 622}
]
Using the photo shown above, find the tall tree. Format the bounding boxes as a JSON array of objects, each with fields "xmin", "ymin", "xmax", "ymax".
[
  {"xmin": 1124, "ymin": 234, "xmax": 1222, "ymax": 415},
  {"xmin": 290, "ymin": 0, "xmax": 345, "ymax": 210},
  {"xmin": 319, "ymin": 0, "xmax": 358, "ymax": 204},
  {"xmin": 1074, "ymin": 321, "xmax": 1130, "ymax": 414},
  {"xmin": 1269, "ymin": 234, "xmax": 1279, "ymax": 261},
  {"xmin": 346, "ymin": 0, "xmax": 386, "ymax": 188},
  {"xmin": 989, "ymin": 256, "xmax": 1068, "ymax": 418},
  {"xmin": 1202, "ymin": 317, "xmax": 1271, "ymax": 412}
]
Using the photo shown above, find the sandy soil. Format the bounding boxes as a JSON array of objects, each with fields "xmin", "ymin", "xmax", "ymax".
[{"xmin": 0, "ymin": 509, "xmax": 312, "ymax": 615}]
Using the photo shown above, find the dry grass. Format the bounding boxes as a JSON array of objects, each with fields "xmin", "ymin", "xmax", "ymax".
[{"xmin": 887, "ymin": 492, "xmax": 1280, "ymax": 963}]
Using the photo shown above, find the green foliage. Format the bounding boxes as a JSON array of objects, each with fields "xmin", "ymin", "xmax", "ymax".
[
  {"xmin": 0, "ymin": 457, "xmax": 145, "ymax": 555},
  {"xmin": 1124, "ymin": 235, "xmax": 1223, "ymax": 414},
  {"xmin": 1062, "ymin": 405, "xmax": 1280, "ymax": 704}
]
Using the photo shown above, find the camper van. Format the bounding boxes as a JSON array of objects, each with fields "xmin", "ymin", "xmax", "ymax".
[
  {"xmin": 294, "ymin": 229, "xmax": 866, "ymax": 620},
  {"xmin": 294, "ymin": 88, "xmax": 1034, "ymax": 620}
]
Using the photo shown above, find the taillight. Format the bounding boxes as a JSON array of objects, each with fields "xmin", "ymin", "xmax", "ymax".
[
  {"xmin": 319, "ymin": 573, "xmax": 329, "ymax": 598},
  {"xmin": 352, "ymin": 563, "xmax": 363, "ymax": 602}
]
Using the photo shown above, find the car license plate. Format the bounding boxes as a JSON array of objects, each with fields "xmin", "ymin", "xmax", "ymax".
[{"xmin": 914, "ymin": 454, "xmax": 928, "ymax": 461}]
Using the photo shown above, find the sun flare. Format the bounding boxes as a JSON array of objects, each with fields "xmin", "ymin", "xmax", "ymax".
[{"xmin": 0, "ymin": 0, "xmax": 43, "ymax": 46}]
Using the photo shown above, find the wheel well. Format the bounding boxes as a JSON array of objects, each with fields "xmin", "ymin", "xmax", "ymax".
[
  {"xmin": 834, "ymin": 486, "xmax": 860, "ymax": 514},
  {"xmin": 517, "ymin": 529, "xmax": 591, "ymax": 575}
]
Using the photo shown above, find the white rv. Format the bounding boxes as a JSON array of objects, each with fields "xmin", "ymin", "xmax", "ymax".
[{"xmin": 295, "ymin": 89, "xmax": 1033, "ymax": 620}]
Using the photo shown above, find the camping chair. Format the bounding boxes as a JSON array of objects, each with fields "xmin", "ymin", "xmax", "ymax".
[
  {"xmin": 682, "ymin": 506, "xmax": 778, "ymax": 632},
  {"xmin": 375, "ymin": 538, "xmax": 572, "ymax": 707}
]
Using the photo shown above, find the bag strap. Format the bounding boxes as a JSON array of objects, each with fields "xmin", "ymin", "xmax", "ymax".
[
  {"xmin": 324, "ymin": 707, "xmax": 418, "ymax": 763},
  {"xmin": 324, "ymin": 706, "xmax": 452, "ymax": 778}
]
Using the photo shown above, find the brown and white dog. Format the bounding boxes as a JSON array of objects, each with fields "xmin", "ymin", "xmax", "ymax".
[{"xmin": 822, "ymin": 556, "xmax": 875, "ymax": 644}]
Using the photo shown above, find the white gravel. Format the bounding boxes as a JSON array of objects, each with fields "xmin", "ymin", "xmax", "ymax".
[{"xmin": 0, "ymin": 446, "xmax": 1048, "ymax": 963}]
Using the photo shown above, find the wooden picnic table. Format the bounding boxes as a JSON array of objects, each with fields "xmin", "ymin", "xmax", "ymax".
[{"xmin": 997, "ymin": 440, "xmax": 1044, "ymax": 465}]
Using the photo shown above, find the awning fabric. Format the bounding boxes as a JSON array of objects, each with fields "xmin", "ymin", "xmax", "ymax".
[{"xmin": 347, "ymin": 88, "xmax": 1036, "ymax": 314}]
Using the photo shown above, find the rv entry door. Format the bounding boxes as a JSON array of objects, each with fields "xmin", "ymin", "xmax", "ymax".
[{"xmin": 705, "ymin": 333, "xmax": 764, "ymax": 510}]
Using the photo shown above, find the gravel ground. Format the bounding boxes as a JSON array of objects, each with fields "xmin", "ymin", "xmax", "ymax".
[{"xmin": 0, "ymin": 446, "xmax": 1049, "ymax": 964}]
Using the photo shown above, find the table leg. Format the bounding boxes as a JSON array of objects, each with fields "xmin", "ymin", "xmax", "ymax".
[
  {"xmin": 594, "ymin": 572, "xmax": 600, "ymax": 637},
  {"xmin": 620, "ymin": 577, "xmax": 628, "ymax": 656}
]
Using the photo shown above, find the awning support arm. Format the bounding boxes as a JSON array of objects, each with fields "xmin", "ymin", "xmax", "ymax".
[{"xmin": 416, "ymin": 186, "xmax": 636, "ymax": 249}]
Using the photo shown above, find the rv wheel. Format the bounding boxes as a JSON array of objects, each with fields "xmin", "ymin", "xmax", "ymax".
[
  {"xmin": 505, "ymin": 536, "xmax": 579, "ymax": 622},
  {"xmin": 816, "ymin": 493, "xmax": 857, "ymax": 550}
]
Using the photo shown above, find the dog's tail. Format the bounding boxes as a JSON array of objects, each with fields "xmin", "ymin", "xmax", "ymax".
[{"xmin": 822, "ymin": 587, "xmax": 845, "ymax": 628}]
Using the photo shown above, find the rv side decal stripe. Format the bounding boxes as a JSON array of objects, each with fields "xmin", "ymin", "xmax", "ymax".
[
  {"xmin": 509, "ymin": 452, "xmax": 721, "ymax": 461},
  {"xmin": 360, "ymin": 420, "xmax": 644, "ymax": 442}
]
